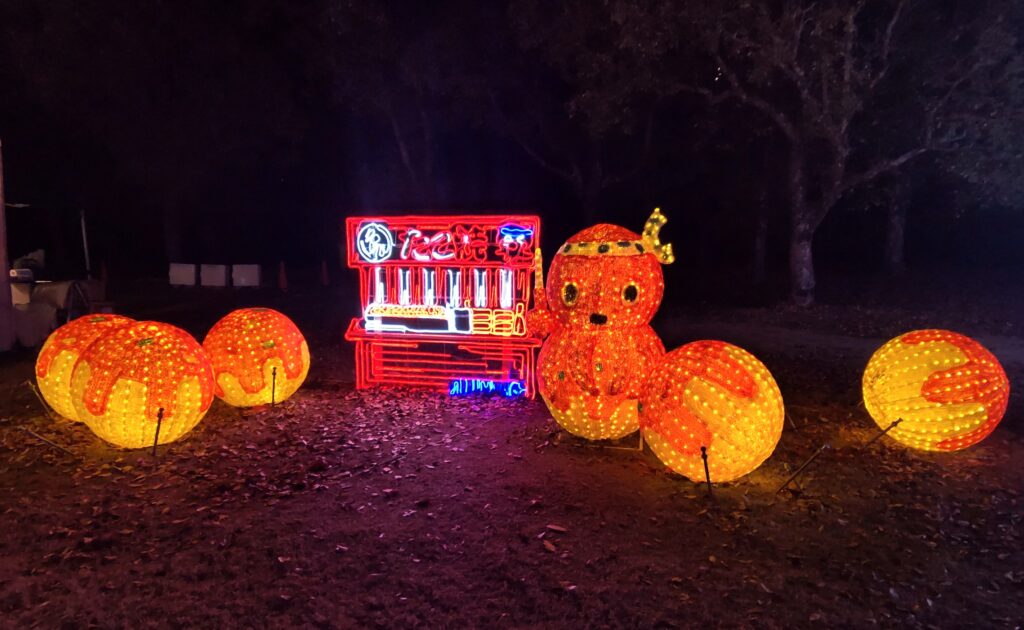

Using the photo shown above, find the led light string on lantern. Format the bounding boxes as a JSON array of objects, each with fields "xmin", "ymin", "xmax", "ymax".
[
  {"xmin": 529, "ymin": 208, "xmax": 674, "ymax": 441},
  {"xmin": 35, "ymin": 307, "xmax": 311, "ymax": 451},
  {"xmin": 203, "ymin": 308, "xmax": 310, "ymax": 408},
  {"xmin": 639, "ymin": 340, "xmax": 785, "ymax": 484},
  {"xmin": 527, "ymin": 209, "xmax": 1012, "ymax": 489},
  {"xmin": 863, "ymin": 329, "xmax": 1009, "ymax": 452},
  {"xmin": 70, "ymin": 321, "xmax": 215, "ymax": 449},
  {"xmin": 36, "ymin": 314, "xmax": 135, "ymax": 421},
  {"xmin": 27, "ymin": 213, "xmax": 1013, "ymax": 490}
]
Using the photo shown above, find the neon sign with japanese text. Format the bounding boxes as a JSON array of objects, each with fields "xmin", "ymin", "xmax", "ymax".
[{"xmin": 345, "ymin": 215, "xmax": 542, "ymax": 397}]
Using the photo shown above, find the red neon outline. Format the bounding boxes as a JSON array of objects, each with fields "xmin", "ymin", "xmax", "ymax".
[{"xmin": 345, "ymin": 215, "xmax": 542, "ymax": 397}]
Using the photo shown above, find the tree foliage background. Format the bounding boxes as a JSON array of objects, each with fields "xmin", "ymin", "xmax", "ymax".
[{"xmin": 0, "ymin": 0, "xmax": 1021, "ymax": 303}]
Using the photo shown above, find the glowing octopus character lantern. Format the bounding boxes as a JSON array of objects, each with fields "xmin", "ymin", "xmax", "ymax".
[
  {"xmin": 202, "ymin": 308, "xmax": 310, "ymax": 407},
  {"xmin": 35, "ymin": 314, "xmax": 134, "ymax": 421},
  {"xmin": 529, "ymin": 208, "xmax": 674, "ymax": 440},
  {"xmin": 639, "ymin": 341, "xmax": 784, "ymax": 482},
  {"xmin": 70, "ymin": 321, "xmax": 215, "ymax": 449},
  {"xmin": 863, "ymin": 329, "xmax": 1009, "ymax": 452}
]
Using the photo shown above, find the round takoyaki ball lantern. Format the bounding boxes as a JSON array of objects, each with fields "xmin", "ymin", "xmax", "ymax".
[
  {"xmin": 863, "ymin": 330, "xmax": 1009, "ymax": 452},
  {"xmin": 70, "ymin": 321, "xmax": 215, "ymax": 449},
  {"xmin": 202, "ymin": 308, "xmax": 309, "ymax": 407},
  {"xmin": 640, "ymin": 341, "xmax": 784, "ymax": 483},
  {"xmin": 35, "ymin": 314, "xmax": 134, "ymax": 421}
]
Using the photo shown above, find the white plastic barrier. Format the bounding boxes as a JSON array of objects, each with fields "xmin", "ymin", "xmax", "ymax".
[
  {"xmin": 200, "ymin": 264, "xmax": 228, "ymax": 287},
  {"xmin": 232, "ymin": 264, "xmax": 261, "ymax": 288},
  {"xmin": 169, "ymin": 263, "xmax": 196, "ymax": 286}
]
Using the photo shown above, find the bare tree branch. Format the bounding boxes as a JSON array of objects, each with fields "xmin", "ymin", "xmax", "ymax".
[
  {"xmin": 387, "ymin": 102, "xmax": 421, "ymax": 192},
  {"xmin": 869, "ymin": 0, "xmax": 907, "ymax": 90},
  {"xmin": 606, "ymin": 102, "xmax": 657, "ymax": 186},
  {"xmin": 488, "ymin": 92, "xmax": 579, "ymax": 184},
  {"xmin": 711, "ymin": 45, "xmax": 800, "ymax": 142},
  {"xmin": 839, "ymin": 146, "xmax": 928, "ymax": 196}
]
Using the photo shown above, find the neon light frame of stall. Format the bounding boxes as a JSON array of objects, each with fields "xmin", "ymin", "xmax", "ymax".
[{"xmin": 344, "ymin": 214, "xmax": 542, "ymax": 398}]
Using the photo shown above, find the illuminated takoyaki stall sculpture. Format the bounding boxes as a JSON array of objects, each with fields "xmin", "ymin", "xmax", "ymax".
[{"xmin": 345, "ymin": 215, "xmax": 542, "ymax": 397}]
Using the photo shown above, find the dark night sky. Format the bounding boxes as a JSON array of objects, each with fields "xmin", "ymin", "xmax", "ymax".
[{"xmin": 0, "ymin": 0, "xmax": 1021, "ymax": 297}]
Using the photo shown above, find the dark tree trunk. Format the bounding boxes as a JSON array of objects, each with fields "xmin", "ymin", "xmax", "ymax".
[
  {"xmin": 885, "ymin": 200, "xmax": 908, "ymax": 275},
  {"xmin": 753, "ymin": 208, "xmax": 769, "ymax": 284},
  {"xmin": 787, "ymin": 146, "xmax": 816, "ymax": 306},
  {"xmin": 389, "ymin": 109, "xmax": 437, "ymax": 206},
  {"xmin": 789, "ymin": 222, "xmax": 815, "ymax": 306}
]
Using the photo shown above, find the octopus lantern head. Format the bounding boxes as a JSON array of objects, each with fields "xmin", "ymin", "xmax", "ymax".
[{"xmin": 546, "ymin": 208, "xmax": 674, "ymax": 331}]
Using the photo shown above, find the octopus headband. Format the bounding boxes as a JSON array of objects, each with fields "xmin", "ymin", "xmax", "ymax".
[{"xmin": 558, "ymin": 208, "xmax": 675, "ymax": 264}]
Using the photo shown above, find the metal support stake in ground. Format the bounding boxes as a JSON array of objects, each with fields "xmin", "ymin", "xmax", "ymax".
[
  {"xmin": 700, "ymin": 446, "xmax": 713, "ymax": 498},
  {"xmin": 863, "ymin": 418, "xmax": 903, "ymax": 448},
  {"xmin": 25, "ymin": 380, "xmax": 59, "ymax": 422},
  {"xmin": 776, "ymin": 442, "xmax": 831, "ymax": 494},
  {"xmin": 271, "ymin": 366, "xmax": 277, "ymax": 406},
  {"xmin": 17, "ymin": 426, "xmax": 76, "ymax": 458},
  {"xmin": 152, "ymin": 407, "xmax": 164, "ymax": 457},
  {"xmin": 786, "ymin": 412, "xmax": 799, "ymax": 432}
]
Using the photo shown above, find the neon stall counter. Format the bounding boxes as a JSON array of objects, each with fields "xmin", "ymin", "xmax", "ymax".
[{"xmin": 345, "ymin": 215, "xmax": 542, "ymax": 397}]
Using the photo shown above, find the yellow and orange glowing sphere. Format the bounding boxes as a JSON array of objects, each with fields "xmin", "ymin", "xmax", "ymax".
[
  {"xmin": 35, "ymin": 314, "xmax": 134, "ymax": 421},
  {"xmin": 640, "ymin": 341, "xmax": 784, "ymax": 482},
  {"xmin": 71, "ymin": 321, "xmax": 215, "ymax": 448},
  {"xmin": 863, "ymin": 329, "xmax": 1009, "ymax": 451},
  {"xmin": 202, "ymin": 308, "xmax": 309, "ymax": 407},
  {"xmin": 536, "ymin": 210, "xmax": 674, "ymax": 440}
]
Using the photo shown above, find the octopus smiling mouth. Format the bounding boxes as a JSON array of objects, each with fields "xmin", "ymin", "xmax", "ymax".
[{"xmin": 589, "ymin": 313, "xmax": 608, "ymax": 325}]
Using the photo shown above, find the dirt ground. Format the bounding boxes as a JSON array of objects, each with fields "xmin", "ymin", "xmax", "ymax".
[{"xmin": 1, "ymin": 283, "xmax": 1023, "ymax": 628}]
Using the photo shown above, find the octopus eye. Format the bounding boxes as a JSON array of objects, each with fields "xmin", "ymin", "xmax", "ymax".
[
  {"xmin": 562, "ymin": 282, "xmax": 579, "ymax": 306},
  {"xmin": 622, "ymin": 284, "xmax": 639, "ymax": 303}
]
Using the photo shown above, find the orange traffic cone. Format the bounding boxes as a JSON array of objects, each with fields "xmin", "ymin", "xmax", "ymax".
[
  {"xmin": 277, "ymin": 261, "xmax": 289, "ymax": 292},
  {"xmin": 320, "ymin": 260, "xmax": 330, "ymax": 287}
]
